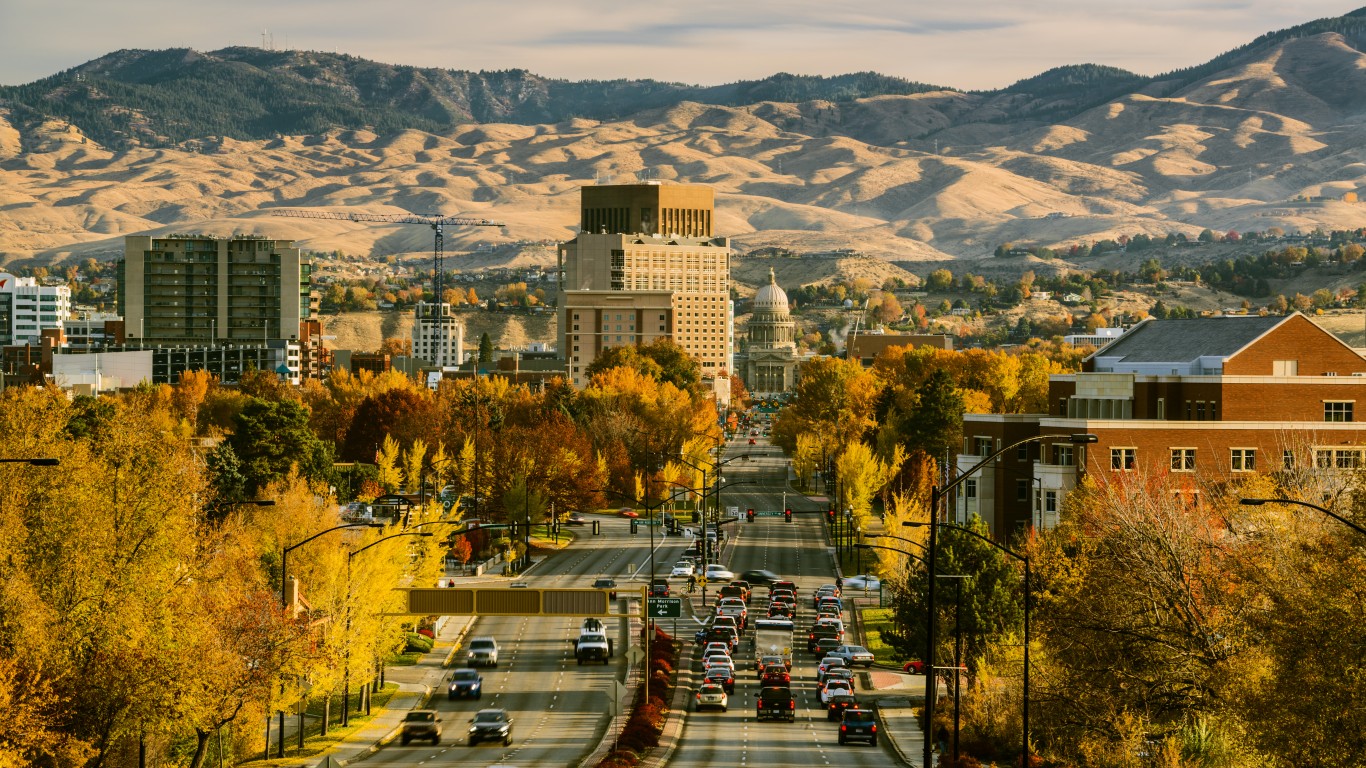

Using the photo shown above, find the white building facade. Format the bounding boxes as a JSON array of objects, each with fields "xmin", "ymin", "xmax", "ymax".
[
  {"xmin": 412, "ymin": 302, "xmax": 464, "ymax": 367},
  {"xmin": 0, "ymin": 274, "xmax": 72, "ymax": 346}
]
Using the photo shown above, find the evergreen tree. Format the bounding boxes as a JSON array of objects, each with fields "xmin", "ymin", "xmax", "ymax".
[{"xmin": 479, "ymin": 333, "xmax": 494, "ymax": 365}]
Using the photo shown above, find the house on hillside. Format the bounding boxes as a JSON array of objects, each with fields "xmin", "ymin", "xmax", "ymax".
[{"xmin": 957, "ymin": 313, "xmax": 1366, "ymax": 535}]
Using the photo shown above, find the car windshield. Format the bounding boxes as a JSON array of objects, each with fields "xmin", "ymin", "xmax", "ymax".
[
  {"xmin": 452, "ymin": 670, "xmax": 479, "ymax": 681},
  {"xmin": 474, "ymin": 711, "xmax": 507, "ymax": 723},
  {"xmin": 470, "ymin": 640, "xmax": 495, "ymax": 649},
  {"xmin": 406, "ymin": 711, "xmax": 435, "ymax": 722}
]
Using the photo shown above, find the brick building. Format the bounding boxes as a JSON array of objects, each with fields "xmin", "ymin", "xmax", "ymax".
[{"xmin": 956, "ymin": 313, "xmax": 1366, "ymax": 536}]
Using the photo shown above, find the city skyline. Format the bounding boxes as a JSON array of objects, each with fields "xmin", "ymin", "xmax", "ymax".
[{"xmin": 1, "ymin": 0, "xmax": 1359, "ymax": 90}]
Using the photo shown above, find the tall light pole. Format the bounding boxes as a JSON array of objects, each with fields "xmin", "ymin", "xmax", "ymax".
[
  {"xmin": 907, "ymin": 519, "xmax": 1034, "ymax": 766},
  {"xmin": 342, "ymin": 531, "xmax": 432, "ymax": 727},
  {"xmin": 911, "ymin": 432, "xmax": 1095, "ymax": 768},
  {"xmin": 281, "ymin": 521, "xmax": 383, "ymax": 611}
]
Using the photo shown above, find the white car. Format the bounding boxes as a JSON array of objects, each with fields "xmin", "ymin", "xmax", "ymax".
[
  {"xmin": 830, "ymin": 645, "xmax": 876, "ymax": 668},
  {"xmin": 671, "ymin": 561, "xmax": 696, "ymax": 577},
  {"xmin": 695, "ymin": 682, "xmax": 729, "ymax": 712},
  {"xmin": 703, "ymin": 656, "xmax": 736, "ymax": 675},
  {"xmin": 816, "ymin": 656, "xmax": 848, "ymax": 682},
  {"xmin": 705, "ymin": 564, "xmax": 734, "ymax": 581},
  {"xmin": 820, "ymin": 678, "xmax": 854, "ymax": 705},
  {"xmin": 843, "ymin": 574, "xmax": 881, "ymax": 590}
]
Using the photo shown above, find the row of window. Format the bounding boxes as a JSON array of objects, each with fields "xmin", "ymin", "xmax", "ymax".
[{"xmin": 1109, "ymin": 446, "xmax": 1362, "ymax": 471}]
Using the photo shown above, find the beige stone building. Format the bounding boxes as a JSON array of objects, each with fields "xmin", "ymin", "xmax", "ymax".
[
  {"xmin": 558, "ymin": 183, "xmax": 733, "ymax": 387},
  {"xmin": 742, "ymin": 268, "xmax": 798, "ymax": 395}
]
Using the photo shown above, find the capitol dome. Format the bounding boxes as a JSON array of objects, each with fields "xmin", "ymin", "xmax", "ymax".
[{"xmin": 752, "ymin": 268, "xmax": 790, "ymax": 312}]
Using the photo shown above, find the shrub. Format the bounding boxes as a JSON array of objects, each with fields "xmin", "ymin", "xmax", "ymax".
[{"xmin": 404, "ymin": 633, "xmax": 434, "ymax": 653}]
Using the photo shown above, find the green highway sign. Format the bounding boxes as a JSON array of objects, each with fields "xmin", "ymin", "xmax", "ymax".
[
  {"xmin": 757, "ymin": 510, "xmax": 783, "ymax": 517},
  {"xmin": 647, "ymin": 597, "xmax": 682, "ymax": 618}
]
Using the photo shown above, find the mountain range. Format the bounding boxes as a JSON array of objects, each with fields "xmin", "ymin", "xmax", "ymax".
[{"xmin": 4, "ymin": 8, "xmax": 1366, "ymax": 272}]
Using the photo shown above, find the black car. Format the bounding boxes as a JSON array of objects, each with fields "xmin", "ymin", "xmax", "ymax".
[
  {"xmin": 827, "ymin": 692, "xmax": 859, "ymax": 721},
  {"xmin": 839, "ymin": 708, "xmax": 878, "ymax": 746},
  {"xmin": 593, "ymin": 577, "xmax": 618, "ymax": 600},
  {"xmin": 704, "ymin": 666, "xmax": 735, "ymax": 694},
  {"xmin": 467, "ymin": 708, "xmax": 513, "ymax": 747},
  {"xmin": 740, "ymin": 569, "xmax": 781, "ymax": 586},
  {"xmin": 400, "ymin": 709, "xmax": 442, "ymax": 746},
  {"xmin": 448, "ymin": 668, "xmax": 483, "ymax": 700},
  {"xmin": 757, "ymin": 685, "xmax": 796, "ymax": 722}
]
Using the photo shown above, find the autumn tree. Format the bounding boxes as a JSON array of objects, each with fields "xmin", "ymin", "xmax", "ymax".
[{"xmin": 228, "ymin": 397, "xmax": 332, "ymax": 494}]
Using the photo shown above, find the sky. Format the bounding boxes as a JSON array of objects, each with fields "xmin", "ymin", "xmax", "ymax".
[{"xmin": 1, "ymin": 0, "xmax": 1361, "ymax": 90}]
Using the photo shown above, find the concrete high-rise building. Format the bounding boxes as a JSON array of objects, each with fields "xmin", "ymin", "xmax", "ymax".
[
  {"xmin": 0, "ymin": 273, "xmax": 72, "ymax": 347},
  {"xmin": 120, "ymin": 235, "xmax": 311, "ymax": 346},
  {"xmin": 412, "ymin": 302, "xmax": 464, "ymax": 367},
  {"xmin": 558, "ymin": 183, "xmax": 733, "ymax": 387}
]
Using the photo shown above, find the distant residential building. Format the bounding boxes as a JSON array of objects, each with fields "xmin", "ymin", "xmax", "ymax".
[
  {"xmin": 0, "ymin": 273, "xmax": 72, "ymax": 347},
  {"xmin": 846, "ymin": 331, "xmax": 953, "ymax": 367}
]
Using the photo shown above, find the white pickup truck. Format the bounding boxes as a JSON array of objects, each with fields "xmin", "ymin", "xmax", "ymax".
[{"xmin": 571, "ymin": 618, "xmax": 613, "ymax": 665}]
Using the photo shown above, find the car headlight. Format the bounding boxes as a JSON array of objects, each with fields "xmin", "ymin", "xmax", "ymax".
[{"xmin": 469, "ymin": 726, "xmax": 479, "ymax": 733}]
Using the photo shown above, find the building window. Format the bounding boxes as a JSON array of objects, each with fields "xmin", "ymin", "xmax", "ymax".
[
  {"xmin": 1283, "ymin": 450, "xmax": 1295, "ymax": 469},
  {"xmin": 964, "ymin": 478, "xmax": 977, "ymax": 499},
  {"xmin": 1325, "ymin": 401, "xmax": 1354, "ymax": 422},
  {"xmin": 974, "ymin": 436, "xmax": 992, "ymax": 457},
  {"xmin": 1314, "ymin": 448, "xmax": 1363, "ymax": 469},
  {"xmin": 1171, "ymin": 448, "xmax": 1196, "ymax": 472},
  {"xmin": 1231, "ymin": 449, "xmax": 1256, "ymax": 472},
  {"xmin": 1044, "ymin": 491, "xmax": 1058, "ymax": 513},
  {"xmin": 1185, "ymin": 401, "xmax": 1192, "ymax": 419},
  {"xmin": 1111, "ymin": 447, "xmax": 1136, "ymax": 471},
  {"xmin": 1157, "ymin": 397, "xmax": 1166, "ymax": 419},
  {"xmin": 1016, "ymin": 444, "xmax": 1029, "ymax": 461},
  {"xmin": 1016, "ymin": 479, "xmax": 1030, "ymax": 502},
  {"xmin": 1058, "ymin": 398, "xmax": 1067, "ymax": 416},
  {"xmin": 1196, "ymin": 402, "xmax": 1206, "ymax": 420},
  {"xmin": 1053, "ymin": 445, "xmax": 1074, "ymax": 467}
]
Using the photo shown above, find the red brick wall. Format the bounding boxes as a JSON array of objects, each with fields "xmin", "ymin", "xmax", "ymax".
[{"xmin": 1225, "ymin": 314, "xmax": 1366, "ymax": 375}]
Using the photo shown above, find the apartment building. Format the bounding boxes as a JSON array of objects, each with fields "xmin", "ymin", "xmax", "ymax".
[
  {"xmin": 558, "ymin": 183, "xmax": 733, "ymax": 387},
  {"xmin": 956, "ymin": 313, "xmax": 1366, "ymax": 535},
  {"xmin": 0, "ymin": 273, "xmax": 72, "ymax": 347},
  {"xmin": 411, "ymin": 301, "xmax": 463, "ymax": 367},
  {"xmin": 120, "ymin": 235, "xmax": 311, "ymax": 346}
]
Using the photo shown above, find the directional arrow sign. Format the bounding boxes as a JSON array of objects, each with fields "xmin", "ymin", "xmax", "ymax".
[{"xmin": 647, "ymin": 597, "xmax": 682, "ymax": 618}]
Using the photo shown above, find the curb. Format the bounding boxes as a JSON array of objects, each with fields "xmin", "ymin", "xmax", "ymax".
[{"xmin": 875, "ymin": 699, "xmax": 920, "ymax": 768}]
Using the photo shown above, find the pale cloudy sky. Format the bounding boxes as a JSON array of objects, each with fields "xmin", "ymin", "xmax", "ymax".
[{"xmin": 0, "ymin": 0, "xmax": 1360, "ymax": 89}]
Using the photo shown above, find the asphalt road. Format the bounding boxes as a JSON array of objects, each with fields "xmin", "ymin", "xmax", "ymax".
[{"xmin": 668, "ymin": 430, "xmax": 905, "ymax": 768}]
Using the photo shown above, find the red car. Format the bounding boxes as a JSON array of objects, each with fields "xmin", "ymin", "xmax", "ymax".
[
  {"xmin": 748, "ymin": 438, "xmax": 757, "ymax": 445},
  {"xmin": 619, "ymin": 509, "xmax": 640, "ymax": 518},
  {"xmin": 902, "ymin": 660, "xmax": 927, "ymax": 674}
]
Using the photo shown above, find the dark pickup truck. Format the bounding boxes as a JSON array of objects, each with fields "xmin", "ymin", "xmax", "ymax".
[{"xmin": 756, "ymin": 685, "xmax": 796, "ymax": 722}]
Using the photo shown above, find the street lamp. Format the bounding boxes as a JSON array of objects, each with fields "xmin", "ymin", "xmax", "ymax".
[
  {"xmin": 910, "ymin": 432, "xmax": 1094, "ymax": 768},
  {"xmin": 1240, "ymin": 497, "xmax": 1366, "ymax": 537},
  {"xmin": 871, "ymin": 533, "xmax": 928, "ymax": 552},
  {"xmin": 281, "ymin": 522, "xmax": 385, "ymax": 611},
  {"xmin": 907, "ymin": 519, "xmax": 1033, "ymax": 766},
  {"xmin": 418, "ymin": 456, "xmax": 460, "ymax": 526},
  {"xmin": 342, "ymin": 531, "xmax": 433, "ymax": 727}
]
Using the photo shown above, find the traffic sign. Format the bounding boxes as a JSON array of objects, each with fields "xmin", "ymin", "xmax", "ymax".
[
  {"xmin": 442, "ymin": 499, "xmax": 454, "ymax": 511},
  {"xmin": 647, "ymin": 597, "xmax": 682, "ymax": 618},
  {"xmin": 756, "ymin": 510, "xmax": 783, "ymax": 517}
]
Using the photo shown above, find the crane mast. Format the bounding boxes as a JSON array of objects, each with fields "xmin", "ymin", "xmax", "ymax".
[{"xmin": 270, "ymin": 209, "xmax": 503, "ymax": 366}]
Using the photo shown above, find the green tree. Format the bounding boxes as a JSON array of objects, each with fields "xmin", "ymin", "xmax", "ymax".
[
  {"xmin": 227, "ymin": 397, "xmax": 332, "ymax": 495},
  {"xmin": 925, "ymin": 269, "xmax": 954, "ymax": 291},
  {"xmin": 479, "ymin": 333, "xmax": 494, "ymax": 364}
]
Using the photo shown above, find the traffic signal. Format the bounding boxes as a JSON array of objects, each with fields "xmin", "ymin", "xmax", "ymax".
[
  {"xmin": 509, "ymin": 520, "xmax": 519, "ymax": 538},
  {"xmin": 785, "ymin": 508, "xmax": 793, "ymax": 523},
  {"xmin": 827, "ymin": 508, "xmax": 836, "ymax": 523},
  {"xmin": 746, "ymin": 508, "xmax": 755, "ymax": 522},
  {"xmin": 630, "ymin": 518, "xmax": 639, "ymax": 534}
]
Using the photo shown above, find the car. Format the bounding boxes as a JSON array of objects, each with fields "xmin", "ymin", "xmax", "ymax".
[
  {"xmin": 619, "ymin": 509, "xmax": 639, "ymax": 518},
  {"xmin": 816, "ymin": 596, "xmax": 843, "ymax": 614},
  {"xmin": 448, "ymin": 669, "xmax": 483, "ymax": 700},
  {"xmin": 566, "ymin": 512, "xmax": 587, "ymax": 526},
  {"xmin": 829, "ymin": 645, "xmax": 876, "ymax": 668},
  {"xmin": 767, "ymin": 603, "xmax": 794, "ymax": 619},
  {"xmin": 813, "ymin": 584, "xmax": 841, "ymax": 606},
  {"xmin": 827, "ymin": 691, "xmax": 859, "ymax": 720},
  {"xmin": 593, "ymin": 577, "xmax": 618, "ymax": 600},
  {"xmin": 466, "ymin": 637, "xmax": 499, "ymax": 668},
  {"xmin": 843, "ymin": 574, "xmax": 881, "ymax": 591},
  {"xmin": 702, "ymin": 641, "xmax": 731, "ymax": 658},
  {"xmin": 812, "ymin": 634, "xmax": 844, "ymax": 656},
  {"xmin": 770, "ymin": 580, "xmax": 798, "ymax": 595},
  {"xmin": 756, "ymin": 685, "xmax": 796, "ymax": 721},
  {"xmin": 817, "ymin": 656, "xmax": 849, "ymax": 682},
  {"xmin": 710, "ymin": 615, "xmax": 740, "ymax": 633},
  {"xmin": 771, "ymin": 592, "xmax": 797, "ymax": 607},
  {"xmin": 671, "ymin": 561, "xmax": 696, "ymax": 577},
  {"xmin": 509, "ymin": 581, "xmax": 530, "ymax": 589},
  {"xmin": 748, "ymin": 438, "xmax": 757, "ymax": 445},
  {"xmin": 758, "ymin": 656, "xmax": 787, "ymax": 677},
  {"xmin": 703, "ymin": 656, "xmax": 736, "ymax": 675},
  {"xmin": 820, "ymin": 678, "xmax": 854, "ymax": 705},
  {"xmin": 699, "ymin": 626, "xmax": 739, "ymax": 651},
  {"xmin": 718, "ymin": 584, "xmax": 747, "ymax": 603},
  {"xmin": 703, "ymin": 666, "xmax": 735, "ymax": 694},
  {"xmin": 650, "ymin": 580, "xmax": 670, "ymax": 598},
  {"xmin": 822, "ymin": 666, "xmax": 856, "ymax": 688},
  {"xmin": 902, "ymin": 660, "xmax": 927, "ymax": 675},
  {"xmin": 467, "ymin": 708, "xmax": 513, "ymax": 746},
  {"xmin": 400, "ymin": 709, "xmax": 443, "ymax": 745},
  {"xmin": 695, "ymin": 682, "xmax": 729, "ymax": 712},
  {"xmin": 740, "ymin": 569, "xmax": 781, "ymax": 585},
  {"xmin": 760, "ymin": 667, "xmax": 791, "ymax": 686},
  {"xmin": 705, "ymin": 564, "xmax": 735, "ymax": 581},
  {"xmin": 838, "ymin": 708, "xmax": 878, "ymax": 746}
]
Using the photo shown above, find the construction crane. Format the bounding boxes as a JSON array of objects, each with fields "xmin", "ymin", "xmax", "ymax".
[{"xmin": 271, "ymin": 209, "xmax": 504, "ymax": 365}]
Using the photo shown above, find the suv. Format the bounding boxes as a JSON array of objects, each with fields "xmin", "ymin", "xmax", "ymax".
[
  {"xmin": 650, "ymin": 578, "xmax": 670, "ymax": 598},
  {"xmin": 400, "ymin": 709, "xmax": 442, "ymax": 745},
  {"xmin": 839, "ymin": 709, "xmax": 878, "ymax": 746},
  {"xmin": 466, "ymin": 636, "xmax": 499, "ymax": 668},
  {"xmin": 593, "ymin": 577, "xmax": 618, "ymax": 600},
  {"xmin": 757, "ymin": 685, "xmax": 796, "ymax": 721}
]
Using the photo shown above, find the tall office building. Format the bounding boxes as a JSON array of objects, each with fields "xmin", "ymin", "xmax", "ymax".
[
  {"xmin": 0, "ymin": 273, "xmax": 72, "ymax": 347},
  {"xmin": 557, "ymin": 183, "xmax": 733, "ymax": 387},
  {"xmin": 412, "ymin": 302, "xmax": 464, "ymax": 367},
  {"xmin": 120, "ymin": 235, "xmax": 311, "ymax": 346}
]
